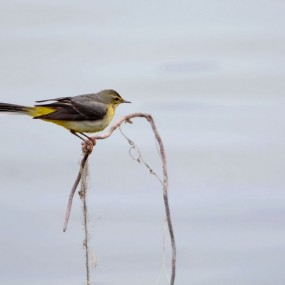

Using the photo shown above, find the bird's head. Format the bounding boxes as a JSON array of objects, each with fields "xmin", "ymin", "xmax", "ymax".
[{"xmin": 101, "ymin": 89, "xmax": 131, "ymax": 107}]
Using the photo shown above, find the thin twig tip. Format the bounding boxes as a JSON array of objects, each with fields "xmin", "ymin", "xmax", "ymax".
[{"xmin": 125, "ymin": 118, "xmax": 133, "ymax": 124}]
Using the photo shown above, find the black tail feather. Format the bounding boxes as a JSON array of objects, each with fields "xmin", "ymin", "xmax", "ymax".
[{"xmin": 0, "ymin": 103, "xmax": 27, "ymax": 113}]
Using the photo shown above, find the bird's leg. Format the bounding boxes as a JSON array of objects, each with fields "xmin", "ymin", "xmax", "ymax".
[
  {"xmin": 70, "ymin": 130, "xmax": 96, "ymax": 152},
  {"xmin": 80, "ymin": 133, "xmax": 96, "ymax": 146},
  {"xmin": 80, "ymin": 133, "xmax": 96, "ymax": 149}
]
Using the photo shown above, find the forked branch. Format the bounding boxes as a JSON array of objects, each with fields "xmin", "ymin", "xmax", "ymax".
[
  {"xmin": 95, "ymin": 113, "xmax": 176, "ymax": 285},
  {"xmin": 63, "ymin": 113, "xmax": 176, "ymax": 285}
]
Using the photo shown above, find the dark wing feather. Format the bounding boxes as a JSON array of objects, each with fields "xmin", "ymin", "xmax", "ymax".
[
  {"xmin": 33, "ymin": 102, "xmax": 87, "ymax": 121},
  {"xmin": 35, "ymin": 97, "xmax": 71, "ymax": 103},
  {"xmin": 70, "ymin": 97, "xmax": 107, "ymax": 120},
  {"xmin": 34, "ymin": 97, "xmax": 107, "ymax": 121}
]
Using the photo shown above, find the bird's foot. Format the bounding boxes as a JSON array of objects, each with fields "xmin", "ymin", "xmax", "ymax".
[{"xmin": 82, "ymin": 137, "xmax": 96, "ymax": 153}]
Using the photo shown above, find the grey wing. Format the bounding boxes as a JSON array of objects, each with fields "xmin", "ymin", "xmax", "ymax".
[
  {"xmin": 33, "ymin": 102, "xmax": 88, "ymax": 121},
  {"xmin": 70, "ymin": 96, "xmax": 108, "ymax": 120},
  {"xmin": 34, "ymin": 96, "xmax": 107, "ymax": 121},
  {"xmin": 35, "ymin": 97, "xmax": 71, "ymax": 103},
  {"xmin": 36, "ymin": 92, "xmax": 99, "ymax": 104}
]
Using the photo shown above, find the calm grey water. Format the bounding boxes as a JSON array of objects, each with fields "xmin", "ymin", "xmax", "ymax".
[{"xmin": 0, "ymin": 1, "xmax": 285, "ymax": 284}]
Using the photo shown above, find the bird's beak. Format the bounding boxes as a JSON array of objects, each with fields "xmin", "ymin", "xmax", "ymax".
[{"xmin": 122, "ymin": 99, "xmax": 131, "ymax": 103}]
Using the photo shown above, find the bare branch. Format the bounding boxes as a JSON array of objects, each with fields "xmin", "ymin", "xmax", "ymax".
[
  {"xmin": 78, "ymin": 160, "xmax": 91, "ymax": 285},
  {"xmin": 95, "ymin": 113, "xmax": 176, "ymax": 285},
  {"xmin": 63, "ymin": 113, "xmax": 176, "ymax": 285},
  {"xmin": 118, "ymin": 126, "xmax": 163, "ymax": 185},
  {"xmin": 63, "ymin": 148, "xmax": 92, "ymax": 232}
]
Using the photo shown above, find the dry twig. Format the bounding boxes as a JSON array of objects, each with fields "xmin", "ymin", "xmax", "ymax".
[
  {"xmin": 78, "ymin": 160, "xmax": 90, "ymax": 285},
  {"xmin": 95, "ymin": 113, "xmax": 176, "ymax": 285},
  {"xmin": 63, "ymin": 112, "xmax": 176, "ymax": 285},
  {"xmin": 63, "ymin": 148, "xmax": 92, "ymax": 232}
]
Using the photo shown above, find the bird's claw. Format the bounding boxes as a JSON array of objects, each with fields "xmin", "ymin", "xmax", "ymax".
[{"xmin": 81, "ymin": 137, "xmax": 96, "ymax": 153}]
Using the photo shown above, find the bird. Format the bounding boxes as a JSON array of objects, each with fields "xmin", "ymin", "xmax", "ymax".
[{"xmin": 0, "ymin": 89, "xmax": 131, "ymax": 145}]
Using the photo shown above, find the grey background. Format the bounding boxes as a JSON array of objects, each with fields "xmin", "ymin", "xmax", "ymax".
[{"xmin": 0, "ymin": 1, "xmax": 284, "ymax": 284}]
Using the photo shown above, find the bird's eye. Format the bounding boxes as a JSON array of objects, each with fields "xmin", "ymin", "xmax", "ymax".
[{"xmin": 114, "ymin": 97, "xmax": 120, "ymax": 102}]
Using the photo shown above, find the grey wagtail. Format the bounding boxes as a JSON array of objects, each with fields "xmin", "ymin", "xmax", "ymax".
[{"xmin": 0, "ymin": 89, "xmax": 131, "ymax": 143}]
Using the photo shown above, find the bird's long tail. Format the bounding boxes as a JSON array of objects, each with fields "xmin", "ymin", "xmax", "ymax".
[
  {"xmin": 0, "ymin": 102, "xmax": 31, "ymax": 114},
  {"xmin": 0, "ymin": 102, "xmax": 54, "ymax": 117}
]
